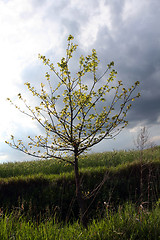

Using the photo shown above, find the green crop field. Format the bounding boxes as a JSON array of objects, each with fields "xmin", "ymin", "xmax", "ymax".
[{"xmin": 0, "ymin": 146, "xmax": 160, "ymax": 239}]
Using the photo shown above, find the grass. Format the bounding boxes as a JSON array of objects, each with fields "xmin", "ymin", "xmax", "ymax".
[
  {"xmin": 0, "ymin": 146, "xmax": 160, "ymax": 239},
  {"xmin": 0, "ymin": 203, "xmax": 160, "ymax": 239},
  {"xmin": 0, "ymin": 146, "xmax": 159, "ymax": 178}
]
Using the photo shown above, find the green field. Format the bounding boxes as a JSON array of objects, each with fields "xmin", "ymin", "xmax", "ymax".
[{"xmin": 0, "ymin": 146, "xmax": 160, "ymax": 239}]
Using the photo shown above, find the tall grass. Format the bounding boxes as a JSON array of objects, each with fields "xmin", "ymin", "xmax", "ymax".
[
  {"xmin": 0, "ymin": 146, "xmax": 159, "ymax": 178},
  {"xmin": 0, "ymin": 203, "xmax": 160, "ymax": 239},
  {"xmin": 0, "ymin": 146, "xmax": 160, "ymax": 238},
  {"xmin": 0, "ymin": 146, "xmax": 160, "ymax": 223}
]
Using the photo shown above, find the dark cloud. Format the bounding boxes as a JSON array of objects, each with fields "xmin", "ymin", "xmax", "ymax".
[
  {"xmin": 21, "ymin": 0, "xmax": 160, "ymax": 134},
  {"xmin": 87, "ymin": 0, "xmax": 160, "ymax": 132},
  {"xmin": 128, "ymin": 93, "xmax": 160, "ymax": 125}
]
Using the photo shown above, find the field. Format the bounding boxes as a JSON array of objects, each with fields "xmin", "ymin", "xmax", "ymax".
[{"xmin": 0, "ymin": 146, "xmax": 160, "ymax": 239}]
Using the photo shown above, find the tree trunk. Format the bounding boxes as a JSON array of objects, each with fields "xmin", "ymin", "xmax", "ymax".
[{"xmin": 74, "ymin": 152, "xmax": 88, "ymax": 228}]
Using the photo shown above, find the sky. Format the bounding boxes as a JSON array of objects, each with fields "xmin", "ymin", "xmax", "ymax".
[{"xmin": 0, "ymin": 0, "xmax": 160, "ymax": 163}]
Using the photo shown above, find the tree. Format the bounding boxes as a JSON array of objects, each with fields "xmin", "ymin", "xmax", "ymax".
[
  {"xmin": 6, "ymin": 35, "xmax": 140, "ymax": 227},
  {"xmin": 135, "ymin": 126, "xmax": 153, "ymax": 205}
]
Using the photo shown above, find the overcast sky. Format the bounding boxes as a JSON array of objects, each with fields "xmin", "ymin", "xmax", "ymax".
[{"xmin": 0, "ymin": 0, "xmax": 160, "ymax": 163}]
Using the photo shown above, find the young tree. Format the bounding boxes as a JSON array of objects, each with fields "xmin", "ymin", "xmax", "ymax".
[
  {"xmin": 6, "ymin": 35, "xmax": 140, "ymax": 226},
  {"xmin": 135, "ymin": 126, "xmax": 153, "ymax": 205}
]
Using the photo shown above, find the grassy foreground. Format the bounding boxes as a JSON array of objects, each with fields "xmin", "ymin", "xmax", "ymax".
[
  {"xmin": 0, "ymin": 203, "xmax": 160, "ymax": 240},
  {"xmin": 0, "ymin": 146, "xmax": 160, "ymax": 239}
]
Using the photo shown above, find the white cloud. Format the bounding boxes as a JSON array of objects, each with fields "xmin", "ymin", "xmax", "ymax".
[
  {"xmin": 79, "ymin": 0, "xmax": 112, "ymax": 49},
  {"xmin": 157, "ymin": 116, "xmax": 160, "ymax": 123},
  {"xmin": 150, "ymin": 135, "xmax": 160, "ymax": 143},
  {"xmin": 0, "ymin": 153, "xmax": 8, "ymax": 163},
  {"xmin": 129, "ymin": 126, "xmax": 140, "ymax": 134},
  {"xmin": 122, "ymin": 0, "xmax": 149, "ymax": 22},
  {"xmin": 0, "ymin": 0, "xmax": 64, "ymax": 147}
]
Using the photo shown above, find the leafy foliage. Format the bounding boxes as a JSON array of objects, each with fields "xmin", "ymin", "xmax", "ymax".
[{"xmin": 6, "ymin": 35, "xmax": 140, "ymax": 162}]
